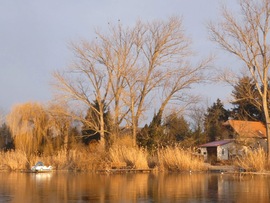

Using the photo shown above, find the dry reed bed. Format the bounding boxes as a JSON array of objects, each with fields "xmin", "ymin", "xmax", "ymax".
[
  {"xmin": 158, "ymin": 147, "xmax": 206, "ymax": 172},
  {"xmin": 4, "ymin": 145, "xmax": 269, "ymax": 172},
  {"xmin": 0, "ymin": 150, "xmax": 28, "ymax": 170},
  {"xmin": 109, "ymin": 145, "xmax": 149, "ymax": 169},
  {"xmin": 234, "ymin": 147, "xmax": 269, "ymax": 172},
  {"xmin": 0, "ymin": 145, "xmax": 209, "ymax": 172}
]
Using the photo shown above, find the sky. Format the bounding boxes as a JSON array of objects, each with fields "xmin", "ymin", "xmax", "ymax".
[{"xmin": 0, "ymin": 0, "xmax": 239, "ymax": 115}]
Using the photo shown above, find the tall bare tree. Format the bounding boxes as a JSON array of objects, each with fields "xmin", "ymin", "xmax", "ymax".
[
  {"xmin": 126, "ymin": 18, "xmax": 191, "ymax": 145},
  {"xmin": 54, "ymin": 17, "xmax": 210, "ymax": 147},
  {"xmin": 123, "ymin": 17, "xmax": 210, "ymax": 145},
  {"xmin": 88, "ymin": 22, "xmax": 145, "ymax": 137},
  {"xmin": 209, "ymin": 0, "xmax": 270, "ymax": 159},
  {"xmin": 53, "ymin": 46, "xmax": 110, "ymax": 148}
]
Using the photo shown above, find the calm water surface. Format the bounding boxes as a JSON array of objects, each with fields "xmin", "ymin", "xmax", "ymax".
[{"xmin": 0, "ymin": 172, "xmax": 269, "ymax": 202}]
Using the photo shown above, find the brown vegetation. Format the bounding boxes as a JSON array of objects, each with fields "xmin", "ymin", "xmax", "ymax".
[
  {"xmin": 0, "ymin": 137, "xmax": 207, "ymax": 172},
  {"xmin": 158, "ymin": 146, "xmax": 206, "ymax": 172},
  {"xmin": 234, "ymin": 147, "xmax": 269, "ymax": 172}
]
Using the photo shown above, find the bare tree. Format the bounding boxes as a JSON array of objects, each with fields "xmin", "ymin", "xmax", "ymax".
[
  {"xmin": 53, "ymin": 22, "xmax": 146, "ymax": 147},
  {"xmin": 89, "ymin": 22, "xmax": 145, "ymax": 137},
  {"xmin": 54, "ymin": 17, "xmax": 210, "ymax": 147},
  {"xmin": 127, "ymin": 18, "xmax": 191, "ymax": 145},
  {"xmin": 208, "ymin": 0, "xmax": 270, "ymax": 159},
  {"xmin": 123, "ymin": 17, "xmax": 210, "ymax": 145},
  {"xmin": 156, "ymin": 58, "xmax": 211, "ymax": 123},
  {"xmin": 53, "ymin": 45, "xmax": 110, "ymax": 148}
]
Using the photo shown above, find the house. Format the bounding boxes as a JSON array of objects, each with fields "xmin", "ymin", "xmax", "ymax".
[
  {"xmin": 223, "ymin": 120, "xmax": 267, "ymax": 151},
  {"xmin": 198, "ymin": 140, "xmax": 234, "ymax": 163},
  {"xmin": 198, "ymin": 120, "xmax": 268, "ymax": 163}
]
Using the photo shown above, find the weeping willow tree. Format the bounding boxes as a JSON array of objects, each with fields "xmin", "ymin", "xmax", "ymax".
[
  {"xmin": 6, "ymin": 102, "xmax": 77, "ymax": 157},
  {"xmin": 6, "ymin": 102, "xmax": 48, "ymax": 156}
]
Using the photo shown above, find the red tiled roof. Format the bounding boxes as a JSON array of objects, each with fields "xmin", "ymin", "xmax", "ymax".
[
  {"xmin": 224, "ymin": 120, "xmax": 266, "ymax": 138},
  {"xmin": 199, "ymin": 140, "xmax": 234, "ymax": 148}
]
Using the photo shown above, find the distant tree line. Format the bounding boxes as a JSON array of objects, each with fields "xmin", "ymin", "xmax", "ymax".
[{"xmin": 0, "ymin": 75, "xmax": 267, "ymax": 154}]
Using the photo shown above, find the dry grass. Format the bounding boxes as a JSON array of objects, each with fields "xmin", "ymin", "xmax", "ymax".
[
  {"xmin": 0, "ymin": 141, "xmax": 207, "ymax": 172},
  {"xmin": 0, "ymin": 142, "xmax": 108, "ymax": 171},
  {"xmin": 158, "ymin": 147, "xmax": 207, "ymax": 172},
  {"xmin": 234, "ymin": 147, "xmax": 269, "ymax": 172},
  {"xmin": 0, "ymin": 150, "xmax": 28, "ymax": 170},
  {"xmin": 48, "ymin": 143, "xmax": 108, "ymax": 171},
  {"xmin": 109, "ymin": 145, "xmax": 149, "ymax": 169},
  {"xmin": 108, "ymin": 135, "xmax": 149, "ymax": 169}
]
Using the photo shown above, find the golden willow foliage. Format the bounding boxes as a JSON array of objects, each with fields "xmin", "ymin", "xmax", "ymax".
[
  {"xmin": 6, "ymin": 102, "xmax": 73, "ymax": 156},
  {"xmin": 7, "ymin": 102, "xmax": 48, "ymax": 156}
]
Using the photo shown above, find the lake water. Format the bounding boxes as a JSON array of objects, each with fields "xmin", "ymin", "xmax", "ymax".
[{"xmin": 0, "ymin": 171, "xmax": 269, "ymax": 202}]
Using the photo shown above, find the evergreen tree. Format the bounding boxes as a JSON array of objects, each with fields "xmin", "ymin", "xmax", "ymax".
[
  {"xmin": 82, "ymin": 100, "xmax": 112, "ymax": 145},
  {"xmin": 137, "ymin": 111, "xmax": 165, "ymax": 152},
  {"xmin": 0, "ymin": 123, "xmax": 13, "ymax": 150},
  {"xmin": 137, "ymin": 111, "xmax": 193, "ymax": 150},
  {"xmin": 164, "ymin": 113, "xmax": 191, "ymax": 142},
  {"xmin": 231, "ymin": 76, "xmax": 264, "ymax": 121},
  {"xmin": 204, "ymin": 99, "xmax": 229, "ymax": 141}
]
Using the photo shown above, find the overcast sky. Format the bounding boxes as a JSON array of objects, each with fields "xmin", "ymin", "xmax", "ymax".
[{"xmin": 0, "ymin": 0, "xmax": 238, "ymax": 113}]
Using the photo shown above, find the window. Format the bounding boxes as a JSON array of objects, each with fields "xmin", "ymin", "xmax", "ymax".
[{"xmin": 222, "ymin": 149, "xmax": 225, "ymax": 155}]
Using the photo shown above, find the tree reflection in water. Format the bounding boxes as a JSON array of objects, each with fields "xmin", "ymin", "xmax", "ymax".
[{"xmin": 0, "ymin": 172, "xmax": 269, "ymax": 202}]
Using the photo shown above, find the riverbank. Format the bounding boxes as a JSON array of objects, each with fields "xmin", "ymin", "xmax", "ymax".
[
  {"xmin": 205, "ymin": 163, "xmax": 237, "ymax": 173},
  {"xmin": 0, "ymin": 143, "xmax": 269, "ymax": 173}
]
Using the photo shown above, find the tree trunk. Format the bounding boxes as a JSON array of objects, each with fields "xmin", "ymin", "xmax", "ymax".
[
  {"xmin": 132, "ymin": 123, "xmax": 137, "ymax": 147},
  {"xmin": 99, "ymin": 114, "xmax": 105, "ymax": 150},
  {"xmin": 132, "ymin": 113, "xmax": 138, "ymax": 147},
  {"xmin": 266, "ymin": 121, "xmax": 270, "ymax": 163},
  {"xmin": 262, "ymin": 92, "xmax": 270, "ymax": 162}
]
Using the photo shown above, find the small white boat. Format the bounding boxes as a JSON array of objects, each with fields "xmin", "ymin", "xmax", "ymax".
[{"xmin": 31, "ymin": 161, "xmax": 52, "ymax": 172}]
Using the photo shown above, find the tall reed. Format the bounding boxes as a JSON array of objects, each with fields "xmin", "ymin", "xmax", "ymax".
[
  {"xmin": 0, "ymin": 150, "xmax": 28, "ymax": 170},
  {"xmin": 109, "ymin": 145, "xmax": 149, "ymax": 169},
  {"xmin": 49, "ymin": 143, "xmax": 108, "ymax": 171},
  {"xmin": 0, "ymin": 143, "xmax": 207, "ymax": 172},
  {"xmin": 158, "ymin": 146, "xmax": 206, "ymax": 172},
  {"xmin": 234, "ymin": 147, "xmax": 268, "ymax": 172}
]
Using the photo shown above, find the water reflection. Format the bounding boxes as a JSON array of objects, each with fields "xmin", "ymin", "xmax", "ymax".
[{"xmin": 0, "ymin": 172, "xmax": 269, "ymax": 202}]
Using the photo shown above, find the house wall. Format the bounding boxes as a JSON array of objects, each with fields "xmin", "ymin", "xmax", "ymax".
[
  {"xmin": 217, "ymin": 143, "xmax": 233, "ymax": 161},
  {"xmin": 198, "ymin": 147, "xmax": 207, "ymax": 161},
  {"xmin": 198, "ymin": 142, "xmax": 234, "ymax": 162}
]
